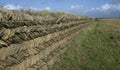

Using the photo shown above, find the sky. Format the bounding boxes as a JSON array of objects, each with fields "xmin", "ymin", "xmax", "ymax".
[{"xmin": 0, "ymin": 0, "xmax": 120, "ymax": 18}]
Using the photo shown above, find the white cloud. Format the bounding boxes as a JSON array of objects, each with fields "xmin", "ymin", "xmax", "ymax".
[
  {"xmin": 3, "ymin": 4, "xmax": 41, "ymax": 11},
  {"xmin": 101, "ymin": 3, "xmax": 111, "ymax": 11},
  {"xmin": 86, "ymin": 3, "xmax": 120, "ymax": 12},
  {"xmin": 71, "ymin": 5, "xmax": 80, "ymax": 9},
  {"xmin": 45, "ymin": 7, "xmax": 51, "ymax": 10},
  {"xmin": 100, "ymin": 3, "xmax": 120, "ymax": 11},
  {"xmin": 70, "ymin": 5, "xmax": 84, "ymax": 10},
  {"xmin": 66, "ymin": 3, "xmax": 120, "ymax": 17},
  {"xmin": 86, "ymin": 3, "xmax": 111, "ymax": 12},
  {"xmin": 4, "ymin": 4, "xmax": 22, "ymax": 10}
]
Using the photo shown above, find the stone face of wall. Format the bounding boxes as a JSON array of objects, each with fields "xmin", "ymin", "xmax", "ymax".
[{"xmin": 0, "ymin": 16, "xmax": 92, "ymax": 70}]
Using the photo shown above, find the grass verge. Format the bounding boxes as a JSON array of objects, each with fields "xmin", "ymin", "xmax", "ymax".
[{"xmin": 53, "ymin": 19, "xmax": 120, "ymax": 70}]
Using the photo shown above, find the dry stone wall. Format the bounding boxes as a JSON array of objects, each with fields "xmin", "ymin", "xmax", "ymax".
[{"xmin": 0, "ymin": 16, "xmax": 93, "ymax": 70}]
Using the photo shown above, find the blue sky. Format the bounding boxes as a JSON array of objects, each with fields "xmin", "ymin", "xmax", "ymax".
[{"xmin": 0, "ymin": 0, "xmax": 120, "ymax": 18}]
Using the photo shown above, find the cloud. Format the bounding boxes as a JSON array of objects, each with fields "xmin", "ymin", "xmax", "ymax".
[
  {"xmin": 4, "ymin": 4, "xmax": 22, "ymax": 10},
  {"xmin": 45, "ymin": 7, "xmax": 51, "ymax": 10},
  {"xmin": 3, "ymin": 4, "xmax": 41, "ymax": 11},
  {"xmin": 67, "ymin": 5, "xmax": 86, "ymax": 14},
  {"xmin": 85, "ymin": 3, "xmax": 120, "ymax": 18},
  {"xmin": 69, "ymin": 5, "xmax": 84, "ymax": 10},
  {"xmin": 101, "ymin": 3, "xmax": 120, "ymax": 11},
  {"xmin": 101, "ymin": 3, "xmax": 111, "ymax": 11},
  {"xmin": 66, "ymin": 3, "xmax": 120, "ymax": 18},
  {"xmin": 86, "ymin": 3, "xmax": 120, "ymax": 12},
  {"xmin": 70, "ymin": 5, "xmax": 81, "ymax": 10}
]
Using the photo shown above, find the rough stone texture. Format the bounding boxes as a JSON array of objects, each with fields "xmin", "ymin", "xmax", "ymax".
[{"xmin": 0, "ymin": 12, "xmax": 93, "ymax": 70}]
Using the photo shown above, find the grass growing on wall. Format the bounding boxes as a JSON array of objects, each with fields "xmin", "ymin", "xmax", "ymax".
[{"xmin": 53, "ymin": 19, "xmax": 120, "ymax": 70}]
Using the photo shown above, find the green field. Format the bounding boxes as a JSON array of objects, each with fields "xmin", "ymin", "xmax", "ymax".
[{"xmin": 53, "ymin": 19, "xmax": 120, "ymax": 70}]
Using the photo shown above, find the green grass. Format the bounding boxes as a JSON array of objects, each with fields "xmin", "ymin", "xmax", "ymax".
[{"xmin": 53, "ymin": 19, "xmax": 120, "ymax": 70}]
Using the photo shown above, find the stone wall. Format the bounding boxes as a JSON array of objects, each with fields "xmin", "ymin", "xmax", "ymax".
[{"xmin": 0, "ymin": 16, "xmax": 93, "ymax": 70}]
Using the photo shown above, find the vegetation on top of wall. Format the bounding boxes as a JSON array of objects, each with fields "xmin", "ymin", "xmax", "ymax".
[{"xmin": 0, "ymin": 6, "xmax": 89, "ymax": 21}]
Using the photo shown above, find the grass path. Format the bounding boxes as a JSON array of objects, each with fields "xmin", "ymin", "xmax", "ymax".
[{"xmin": 53, "ymin": 19, "xmax": 120, "ymax": 70}]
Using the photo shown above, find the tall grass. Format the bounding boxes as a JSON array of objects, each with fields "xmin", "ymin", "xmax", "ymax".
[{"xmin": 53, "ymin": 19, "xmax": 120, "ymax": 70}]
